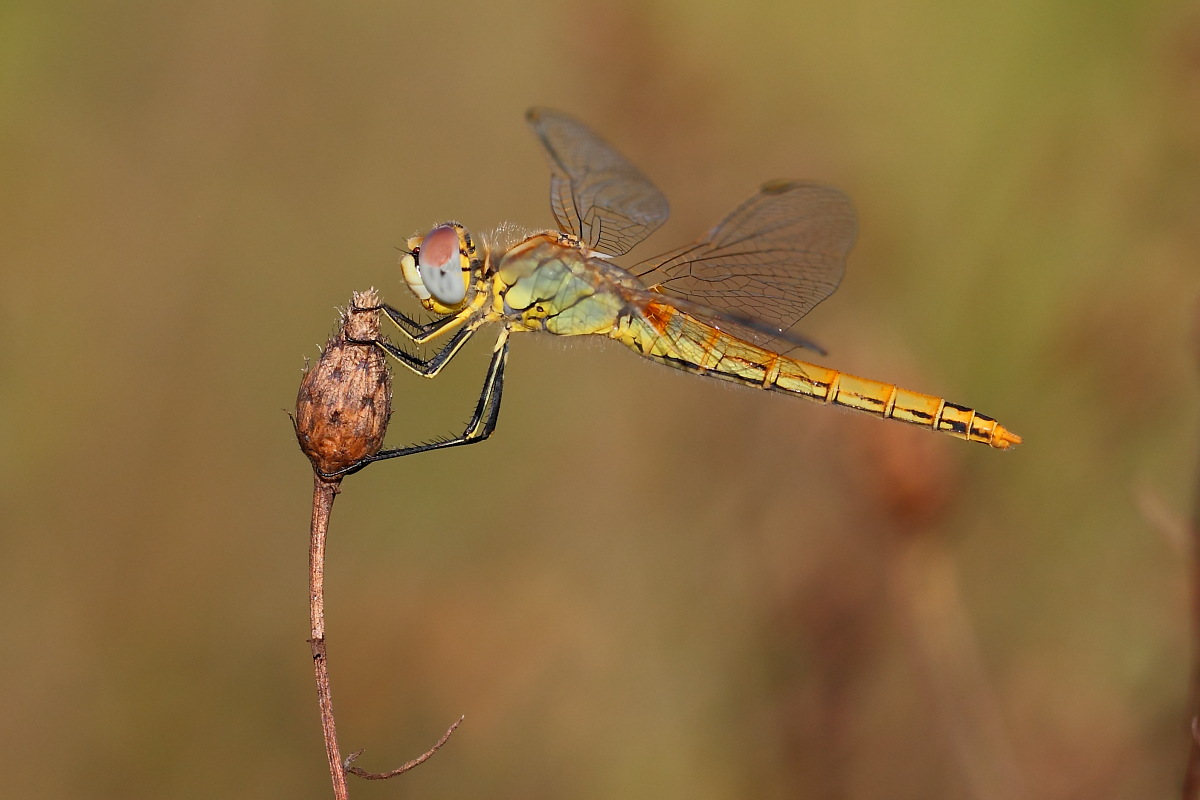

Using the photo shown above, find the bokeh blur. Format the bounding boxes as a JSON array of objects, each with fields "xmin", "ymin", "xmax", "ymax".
[{"xmin": 3, "ymin": 1, "xmax": 1199, "ymax": 798}]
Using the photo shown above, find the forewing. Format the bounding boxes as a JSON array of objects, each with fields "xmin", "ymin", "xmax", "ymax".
[
  {"xmin": 526, "ymin": 107, "xmax": 669, "ymax": 257},
  {"xmin": 633, "ymin": 180, "xmax": 857, "ymax": 351}
]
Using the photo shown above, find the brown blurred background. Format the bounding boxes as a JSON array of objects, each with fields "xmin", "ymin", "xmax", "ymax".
[{"xmin": 3, "ymin": 1, "xmax": 1199, "ymax": 798}]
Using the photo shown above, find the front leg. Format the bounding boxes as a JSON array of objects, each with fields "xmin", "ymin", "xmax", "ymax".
[
  {"xmin": 367, "ymin": 320, "xmax": 482, "ymax": 379},
  {"xmin": 351, "ymin": 301, "xmax": 471, "ymax": 346},
  {"xmin": 322, "ymin": 327, "xmax": 513, "ymax": 476},
  {"xmin": 380, "ymin": 303, "xmax": 468, "ymax": 344}
]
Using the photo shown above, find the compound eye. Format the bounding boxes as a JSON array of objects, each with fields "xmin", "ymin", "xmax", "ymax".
[{"xmin": 417, "ymin": 225, "xmax": 468, "ymax": 306}]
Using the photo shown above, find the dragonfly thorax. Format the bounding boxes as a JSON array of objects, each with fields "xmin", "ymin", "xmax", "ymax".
[{"xmin": 400, "ymin": 222, "xmax": 479, "ymax": 315}]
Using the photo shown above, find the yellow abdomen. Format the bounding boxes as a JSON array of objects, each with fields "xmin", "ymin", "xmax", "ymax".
[{"xmin": 616, "ymin": 300, "xmax": 1021, "ymax": 450}]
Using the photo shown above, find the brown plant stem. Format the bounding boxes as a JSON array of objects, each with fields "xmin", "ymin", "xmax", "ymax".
[
  {"xmin": 297, "ymin": 292, "xmax": 463, "ymax": 795},
  {"xmin": 310, "ymin": 474, "xmax": 349, "ymax": 800},
  {"xmin": 345, "ymin": 716, "xmax": 464, "ymax": 780}
]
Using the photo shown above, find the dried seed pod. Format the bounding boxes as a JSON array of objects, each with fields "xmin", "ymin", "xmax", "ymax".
[{"xmin": 295, "ymin": 289, "xmax": 392, "ymax": 478}]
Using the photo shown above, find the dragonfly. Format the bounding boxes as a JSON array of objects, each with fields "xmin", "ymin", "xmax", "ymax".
[{"xmin": 341, "ymin": 108, "xmax": 1019, "ymax": 474}]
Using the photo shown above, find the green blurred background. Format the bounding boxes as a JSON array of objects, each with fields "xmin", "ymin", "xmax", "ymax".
[{"xmin": 3, "ymin": 1, "xmax": 1198, "ymax": 798}]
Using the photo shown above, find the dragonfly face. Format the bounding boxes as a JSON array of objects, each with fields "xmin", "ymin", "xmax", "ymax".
[{"xmin": 399, "ymin": 223, "xmax": 481, "ymax": 315}]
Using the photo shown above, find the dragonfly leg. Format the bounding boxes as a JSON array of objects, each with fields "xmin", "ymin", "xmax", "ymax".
[
  {"xmin": 384, "ymin": 304, "xmax": 471, "ymax": 345},
  {"xmin": 360, "ymin": 320, "xmax": 482, "ymax": 379},
  {"xmin": 323, "ymin": 327, "xmax": 512, "ymax": 476},
  {"xmin": 447, "ymin": 327, "xmax": 510, "ymax": 441},
  {"xmin": 351, "ymin": 300, "xmax": 469, "ymax": 345}
]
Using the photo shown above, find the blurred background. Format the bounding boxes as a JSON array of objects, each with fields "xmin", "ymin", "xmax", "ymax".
[{"xmin": 2, "ymin": 1, "xmax": 1198, "ymax": 798}]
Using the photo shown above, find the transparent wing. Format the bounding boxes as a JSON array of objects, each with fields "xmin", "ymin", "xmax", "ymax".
[
  {"xmin": 632, "ymin": 180, "xmax": 857, "ymax": 351},
  {"xmin": 526, "ymin": 107, "xmax": 669, "ymax": 257}
]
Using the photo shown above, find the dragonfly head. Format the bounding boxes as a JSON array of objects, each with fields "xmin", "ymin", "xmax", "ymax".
[{"xmin": 400, "ymin": 222, "xmax": 477, "ymax": 315}]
